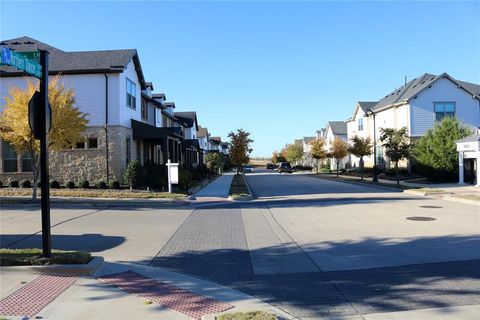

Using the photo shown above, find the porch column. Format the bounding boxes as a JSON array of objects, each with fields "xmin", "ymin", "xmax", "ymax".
[{"xmin": 458, "ymin": 151, "xmax": 464, "ymax": 184}]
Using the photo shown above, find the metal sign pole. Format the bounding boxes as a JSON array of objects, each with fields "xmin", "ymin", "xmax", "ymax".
[{"xmin": 39, "ymin": 50, "xmax": 51, "ymax": 257}]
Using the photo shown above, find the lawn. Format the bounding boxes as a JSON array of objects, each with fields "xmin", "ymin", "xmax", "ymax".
[
  {"xmin": 0, "ymin": 248, "xmax": 92, "ymax": 266},
  {"xmin": 0, "ymin": 188, "xmax": 186, "ymax": 199}
]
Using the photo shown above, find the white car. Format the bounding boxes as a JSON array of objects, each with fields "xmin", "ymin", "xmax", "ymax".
[{"xmin": 244, "ymin": 166, "xmax": 254, "ymax": 173}]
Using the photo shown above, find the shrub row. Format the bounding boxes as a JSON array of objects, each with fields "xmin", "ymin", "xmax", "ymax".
[{"xmin": 1, "ymin": 179, "xmax": 122, "ymax": 189}]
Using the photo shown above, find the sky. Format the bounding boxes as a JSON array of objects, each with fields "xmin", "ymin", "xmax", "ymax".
[{"xmin": 1, "ymin": 1, "xmax": 479, "ymax": 157}]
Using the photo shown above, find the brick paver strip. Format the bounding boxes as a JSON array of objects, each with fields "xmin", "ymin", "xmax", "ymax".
[
  {"xmin": 100, "ymin": 270, "xmax": 234, "ymax": 320},
  {"xmin": 0, "ymin": 274, "xmax": 78, "ymax": 317}
]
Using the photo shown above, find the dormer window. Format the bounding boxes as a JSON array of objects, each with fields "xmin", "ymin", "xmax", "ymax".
[{"xmin": 126, "ymin": 78, "xmax": 136, "ymax": 109}]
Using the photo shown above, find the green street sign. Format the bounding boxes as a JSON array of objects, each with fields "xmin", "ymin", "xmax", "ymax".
[{"xmin": 0, "ymin": 47, "xmax": 42, "ymax": 78}]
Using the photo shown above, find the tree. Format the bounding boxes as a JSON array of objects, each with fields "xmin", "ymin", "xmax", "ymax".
[
  {"xmin": 283, "ymin": 143, "xmax": 303, "ymax": 164},
  {"xmin": 348, "ymin": 136, "xmax": 373, "ymax": 180},
  {"xmin": 0, "ymin": 78, "xmax": 88, "ymax": 199},
  {"xmin": 309, "ymin": 138, "xmax": 326, "ymax": 174},
  {"xmin": 123, "ymin": 160, "xmax": 143, "ymax": 188},
  {"xmin": 330, "ymin": 137, "xmax": 349, "ymax": 177},
  {"xmin": 413, "ymin": 117, "xmax": 472, "ymax": 178},
  {"xmin": 228, "ymin": 129, "xmax": 253, "ymax": 174},
  {"xmin": 205, "ymin": 152, "xmax": 226, "ymax": 174},
  {"xmin": 379, "ymin": 127, "xmax": 410, "ymax": 186},
  {"xmin": 271, "ymin": 151, "xmax": 279, "ymax": 163}
]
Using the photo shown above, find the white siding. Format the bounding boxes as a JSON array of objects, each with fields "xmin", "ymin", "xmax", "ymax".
[
  {"xmin": 410, "ymin": 77, "xmax": 480, "ymax": 136},
  {"xmin": 0, "ymin": 74, "xmax": 120, "ymax": 127},
  {"xmin": 119, "ymin": 60, "xmax": 142, "ymax": 127}
]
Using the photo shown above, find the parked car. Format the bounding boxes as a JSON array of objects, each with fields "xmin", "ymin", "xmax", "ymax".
[
  {"xmin": 277, "ymin": 162, "xmax": 293, "ymax": 173},
  {"xmin": 244, "ymin": 165, "xmax": 254, "ymax": 173},
  {"xmin": 266, "ymin": 163, "xmax": 275, "ymax": 169}
]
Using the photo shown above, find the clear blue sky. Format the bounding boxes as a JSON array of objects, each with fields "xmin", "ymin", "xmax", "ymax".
[{"xmin": 1, "ymin": 1, "xmax": 479, "ymax": 157}]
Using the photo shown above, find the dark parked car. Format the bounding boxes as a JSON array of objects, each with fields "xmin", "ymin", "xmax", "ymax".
[
  {"xmin": 266, "ymin": 163, "xmax": 275, "ymax": 169},
  {"xmin": 277, "ymin": 162, "xmax": 293, "ymax": 173}
]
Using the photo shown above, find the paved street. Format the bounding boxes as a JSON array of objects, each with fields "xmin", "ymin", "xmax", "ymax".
[{"xmin": 2, "ymin": 171, "xmax": 479, "ymax": 319}]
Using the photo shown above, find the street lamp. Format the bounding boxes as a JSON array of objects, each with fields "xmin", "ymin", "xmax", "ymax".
[{"xmin": 365, "ymin": 108, "xmax": 379, "ymax": 182}]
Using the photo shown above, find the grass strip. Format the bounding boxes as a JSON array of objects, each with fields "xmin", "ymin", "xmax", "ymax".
[
  {"xmin": 0, "ymin": 248, "xmax": 92, "ymax": 266},
  {"xmin": 229, "ymin": 173, "xmax": 250, "ymax": 199},
  {"xmin": 0, "ymin": 188, "xmax": 186, "ymax": 199},
  {"xmin": 217, "ymin": 311, "xmax": 277, "ymax": 320}
]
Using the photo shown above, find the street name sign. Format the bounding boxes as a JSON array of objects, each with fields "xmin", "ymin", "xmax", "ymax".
[{"xmin": 0, "ymin": 47, "xmax": 42, "ymax": 78}]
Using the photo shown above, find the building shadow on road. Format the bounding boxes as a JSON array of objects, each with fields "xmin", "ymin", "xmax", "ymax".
[
  {"xmin": 148, "ymin": 235, "xmax": 480, "ymax": 318},
  {"xmin": 0, "ymin": 233, "xmax": 125, "ymax": 252}
]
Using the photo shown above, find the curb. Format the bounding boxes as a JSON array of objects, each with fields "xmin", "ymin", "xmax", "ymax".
[
  {"xmin": 202, "ymin": 310, "xmax": 289, "ymax": 320},
  {"xmin": 403, "ymin": 189, "xmax": 453, "ymax": 197},
  {"xmin": 1, "ymin": 256, "xmax": 105, "ymax": 276},
  {"xmin": 0, "ymin": 196, "xmax": 189, "ymax": 207},
  {"xmin": 442, "ymin": 195, "xmax": 480, "ymax": 206},
  {"xmin": 313, "ymin": 175, "xmax": 405, "ymax": 192}
]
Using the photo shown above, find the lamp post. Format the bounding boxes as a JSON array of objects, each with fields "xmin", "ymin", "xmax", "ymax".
[{"xmin": 365, "ymin": 108, "xmax": 378, "ymax": 182}]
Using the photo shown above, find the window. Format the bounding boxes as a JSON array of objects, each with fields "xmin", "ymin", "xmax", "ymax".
[
  {"xmin": 126, "ymin": 138, "xmax": 131, "ymax": 165},
  {"xmin": 2, "ymin": 141, "xmax": 17, "ymax": 172},
  {"xmin": 76, "ymin": 140, "xmax": 85, "ymax": 149},
  {"xmin": 434, "ymin": 102, "xmax": 455, "ymax": 121},
  {"xmin": 358, "ymin": 118, "xmax": 363, "ymax": 131},
  {"xmin": 88, "ymin": 138, "xmax": 98, "ymax": 149},
  {"xmin": 141, "ymin": 99, "xmax": 148, "ymax": 121},
  {"xmin": 22, "ymin": 152, "xmax": 32, "ymax": 172},
  {"xmin": 126, "ymin": 78, "xmax": 136, "ymax": 109}
]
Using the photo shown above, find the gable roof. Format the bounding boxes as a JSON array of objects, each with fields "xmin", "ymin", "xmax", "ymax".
[
  {"xmin": 327, "ymin": 121, "xmax": 347, "ymax": 136},
  {"xmin": 197, "ymin": 127, "xmax": 209, "ymax": 138},
  {"xmin": 303, "ymin": 136, "xmax": 315, "ymax": 144},
  {"xmin": 0, "ymin": 36, "xmax": 147, "ymax": 89},
  {"xmin": 357, "ymin": 101, "xmax": 377, "ymax": 112},
  {"xmin": 174, "ymin": 111, "xmax": 198, "ymax": 129},
  {"xmin": 456, "ymin": 134, "xmax": 480, "ymax": 143},
  {"xmin": 210, "ymin": 136, "xmax": 221, "ymax": 144},
  {"xmin": 372, "ymin": 73, "xmax": 480, "ymax": 112}
]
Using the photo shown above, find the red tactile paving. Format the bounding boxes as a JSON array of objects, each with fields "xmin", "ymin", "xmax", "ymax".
[
  {"xmin": 0, "ymin": 274, "xmax": 78, "ymax": 317},
  {"xmin": 100, "ymin": 270, "xmax": 234, "ymax": 319}
]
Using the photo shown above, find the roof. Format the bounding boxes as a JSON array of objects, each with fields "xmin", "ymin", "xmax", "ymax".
[
  {"xmin": 131, "ymin": 120, "xmax": 183, "ymax": 140},
  {"xmin": 184, "ymin": 139, "xmax": 201, "ymax": 150},
  {"xmin": 294, "ymin": 139, "xmax": 303, "ymax": 146},
  {"xmin": 210, "ymin": 136, "xmax": 222, "ymax": 144},
  {"xmin": 327, "ymin": 121, "xmax": 348, "ymax": 136},
  {"xmin": 357, "ymin": 101, "xmax": 377, "ymax": 112},
  {"xmin": 372, "ymin": 73, "xmax": 480, "ymax": 111},
  {"xmin": 0, "ymin": 36, "xmax": 147, "ymax": 89},
  {"xmin": 164, "ymin": 102, "xmax": 175, "ymax": 109},
  {"xmin": 456, "ymin": 134, "xmax": 480, "ymax": 143},
  {"xmin": 152, "ymin": 93, "xmax": 166, "ymax": 100},
  {"xmin": 303, "ymin": 136, "xmax": 315, "ymax": 144},
  {"xmin": 141, "ymin": 93, "xmax": 165, "ymax": 109},
  {"xmin": 174, "ymin": 112, "xmax": 198, "ymax": 129},
  {"xmin": 197, "ymin": 127, "xmax": 209, "ymax": 138}
]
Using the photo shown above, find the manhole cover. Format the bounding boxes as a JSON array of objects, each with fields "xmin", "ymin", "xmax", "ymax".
[
  {"xmin": 420, "ymin": 205, "xmax": 442, "ymax": 209},
  {"xmin": 407, "ymin": 216, "xmax": 436, "ymax": 221}
]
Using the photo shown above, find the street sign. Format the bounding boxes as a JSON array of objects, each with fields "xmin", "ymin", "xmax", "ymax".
[
  {"xmin": 0, "ymin": 47, "xmax": 42, "ymax": 78},
  {"xmin": 28, "ymin": 91, "xmax": 51, "ymax": 139}
]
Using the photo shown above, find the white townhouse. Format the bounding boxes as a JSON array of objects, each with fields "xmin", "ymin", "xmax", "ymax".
[
  {"xmin": 324, "ymin": 121, "xmax": 349, "ymax": 170},
  {"xmin": 347, "ymin": 73, "xmax": 480, "ymax": 172},
  {"xmin": 0, "ymin": 36, "xmax": 206, "ymax": 183},
  {"xmin": 301, "ymin": 136, "xmax": 315, "ymax": 167}
]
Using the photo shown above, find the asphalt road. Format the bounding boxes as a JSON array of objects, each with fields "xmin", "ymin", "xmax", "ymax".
[{"xmin": 2, "ymin": 171, "xmax": 479, "ymax": 319}]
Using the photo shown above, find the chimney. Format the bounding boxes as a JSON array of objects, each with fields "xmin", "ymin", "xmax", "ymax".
[{"xmin": 405, "ymin": 76, "xmax": 407, "ymax": 86}]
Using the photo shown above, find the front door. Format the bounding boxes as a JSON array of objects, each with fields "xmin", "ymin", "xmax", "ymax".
[{"xmin": 464, "ymin": 159, "xmax": 475, "ymax": 184}]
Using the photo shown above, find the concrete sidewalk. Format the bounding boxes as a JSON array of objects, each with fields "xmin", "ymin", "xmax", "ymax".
[
  {"xmin": 0, "ymin": 261, "xmax": 292, "ymax": 320},
  {"xmin": 190, "ymin": 173, "xmax": 234, "ymax": 200}
]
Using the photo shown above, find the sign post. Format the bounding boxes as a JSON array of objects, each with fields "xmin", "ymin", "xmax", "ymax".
[
  {"xmin": 166, "ymin": 159, "xmax": 179, "ymax": 193},
  {"xmin": 39, "ymin": 50, "xmax": 51, "ymax": 257},
  {"xmin": 1, "ymin": 46, "xmax": 51, "ymax": 257}
]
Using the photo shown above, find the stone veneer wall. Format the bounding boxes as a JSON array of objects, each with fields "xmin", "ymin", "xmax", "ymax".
[{"xmin": 0, "ymin": 125, "xmax": 135, "ymax": 185}]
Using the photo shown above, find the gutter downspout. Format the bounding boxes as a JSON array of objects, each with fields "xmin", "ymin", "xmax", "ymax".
[{"xmin": 104, "ymin": 73, "xmax": 109, "ymax": 183}]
